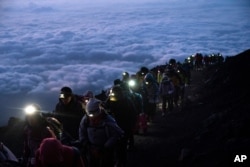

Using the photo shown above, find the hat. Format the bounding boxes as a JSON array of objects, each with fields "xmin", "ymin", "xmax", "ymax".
[
  {"xmin": 113, "ymin": 79, "xmax": 122, "ymax": 86},
  {"xmin": 83, "ymin": 90, "xmax": 94, "ymax": 98},
  {"xmin": 39, "ymin": 138, "xmax": 64, "ymax": 164},
  {"xmin": 86, "ymin": 98, "xmax": 101, "ymax": 117},
  {"xmin": 60, "ymin": 86, "xmax": 72, "ymax": 98}
]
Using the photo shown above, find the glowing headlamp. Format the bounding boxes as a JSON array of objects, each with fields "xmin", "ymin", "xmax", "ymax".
[
  {"xmin": 60, "ymin": 93, "xmax": 65, "ymax": 98},
  {"xmin": 109, "ymin": 92, "xmax": 115, "ymax": 96},
  {"xmin": 88, "ymin": 114, "xmax": 94, "ymax": 117},
  {"xmin": 24, "ymin": 105, "xmax": 38, "ymax": 115},
  {"xmin": 109, "ymin": 92, "xmax": 117, "ymax": 101},
  {"xmin": 87, "ymin": 109, "xmax": 100, "ymax": 117},
  {"xmin": 59, "ymin": 93, "xmax": 71, "ymax": 99},
  {"xmin": 128, "ymin": 80, "xmax": 136, "ymax": 87}
]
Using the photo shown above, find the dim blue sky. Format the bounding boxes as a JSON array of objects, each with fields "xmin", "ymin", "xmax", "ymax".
[{"xmin": 0, "ymin": 0, "xmax": 249, "ymax": 125}]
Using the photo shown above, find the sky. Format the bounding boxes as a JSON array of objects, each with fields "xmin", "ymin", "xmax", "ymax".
[{"xmin": 0, "ymin": 0, "xmax": 250, "ymax": 125}]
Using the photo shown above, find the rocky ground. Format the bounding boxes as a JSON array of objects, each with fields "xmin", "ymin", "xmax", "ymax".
[
  {"xmin": 1, "ymin": 49, "xmax": 250, "ymax": 167},
  {"xmin": 127, "ymin": 49, "xmax": 250, "ymax": 167}
]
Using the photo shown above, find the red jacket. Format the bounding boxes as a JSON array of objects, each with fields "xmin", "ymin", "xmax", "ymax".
[{"xmin": 35, "ymin": 138, "xmax": 85, "ymax": 167}]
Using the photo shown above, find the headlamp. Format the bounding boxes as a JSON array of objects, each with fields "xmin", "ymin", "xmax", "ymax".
[
  {"xmin": 109, "ymin": 92, "xmax": 117, "ymax": 101},
  {"xmin": 60, "ymin": 93, "xmax": 65, "ymax": 99},
  {"xmin": 109, "ymin": 92, "xmax": 115, "ymax": 97},
  {"xmin": 87, "ymin": 109, "xmax": 100, "ymax": 117},
  {"xmin": 60, "ymin": 93, "xmax": 71, "ymax": 99},
  {"xmin": 24, "ymin": 104, "xmax": 39, "ymax": 115},
  {"xmin": 88, "ymin": 113, "xmax": 94, "ymax": 117},
  {"xmin": 128, "ymin": 80, "xmax": 136, "ymax": 87}
]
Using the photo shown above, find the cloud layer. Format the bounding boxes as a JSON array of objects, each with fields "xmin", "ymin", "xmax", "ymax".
[{"xmin": 0, "ymin": 0, "xmax": 249, "ymax": 125}]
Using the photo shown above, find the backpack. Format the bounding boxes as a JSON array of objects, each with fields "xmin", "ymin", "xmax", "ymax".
[
  {"xmin": 84, "ymin": 113, "xmax": 124, "ymax": 143},
  {"xmin": 159, "ymin": 77, "xmax": 174, "ymax": 96},
  {"xmin": 131, "ymin": 92, "xmax": 143, "ymax": 114}
]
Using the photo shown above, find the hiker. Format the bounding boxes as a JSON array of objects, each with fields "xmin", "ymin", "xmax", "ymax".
[
  {"xmin": 22, "ymin": 104, "xmax": 56, "ymax": 167},
  {"xmin": 116, "ymin": 72, "xmax": 144, "ymax": 148},
  {"xmin": 53, "ymin": 86, "xmax": 84, "ymax": 145},
  {"xmin": 143, "ymin": 72, "xmax": 159, "ymax": 123},
  {"xmin": 35, "ymin": 137, "xmax": 85, "ymax": 167},
  {"xmin": 79, "ymin": 98, "xmax": 124, "ymax": 167},
  {"xmin": 159, "ymin": 74, "xmax": 175, "ymax": 116},
  {"xmin": 165, "ymin": 67, "xmax": 183, "ymax": 109},
  {"xmin": 105, "ymin": 85, "xmax": 137, "ymax": 166}
]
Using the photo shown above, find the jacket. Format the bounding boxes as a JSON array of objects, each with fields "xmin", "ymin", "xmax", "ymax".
[{"xmin": 35, "ymin": 138, "xmax": 85, "ymax": 167}]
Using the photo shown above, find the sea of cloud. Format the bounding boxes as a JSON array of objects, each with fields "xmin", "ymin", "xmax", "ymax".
[{"xmin": 0, "ymin": 0, "xmax": 249, "ymax": 125}]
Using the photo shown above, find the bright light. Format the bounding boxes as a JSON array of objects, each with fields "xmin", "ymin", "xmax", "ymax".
[
  {"xmin": 88, "ymin": 113, "xmax": 94, "ymax": 117},
  {"xmin": 109, "ymin": 92, "xmax": 115, "ymax": 97},
  {"xmin": 24, "ymin": 105, "xmax": 37, "ymax": 115},
  {"xmin": 128, "ymin": 80, "xmax": 136, "ymax": 87},
  {"xmin": 109, "ymin": 92, "xmax": 117, "ymax": 101}
]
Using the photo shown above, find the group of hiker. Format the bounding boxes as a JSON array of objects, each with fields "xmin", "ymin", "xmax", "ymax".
[
  {"xmin": 20, "ymin": 58, "xmax": 192, "ymax": 167},
  {"xmin": 1, "ymin": 57, "xmax": 195, "ymax": 167}
]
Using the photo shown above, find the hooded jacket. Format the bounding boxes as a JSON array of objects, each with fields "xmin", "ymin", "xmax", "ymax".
[{"xmin": 35, "ymin": 138, "xmax": 85, "ymax": 167}]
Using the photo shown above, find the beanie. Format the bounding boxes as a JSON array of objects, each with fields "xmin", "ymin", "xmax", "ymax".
[{"xmin": 86, "ymin": 98, "xmax": 101, "ymax": 117}]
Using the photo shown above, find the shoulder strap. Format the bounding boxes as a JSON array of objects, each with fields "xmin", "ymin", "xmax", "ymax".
[{"xmin": 72, "ymin": 147, "xmax": 80, "ymax": 167}]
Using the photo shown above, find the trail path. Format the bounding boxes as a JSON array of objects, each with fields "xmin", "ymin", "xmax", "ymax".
[{"xmin": 127, "ymin": 70, "xmax": 205, "ymax": 167}]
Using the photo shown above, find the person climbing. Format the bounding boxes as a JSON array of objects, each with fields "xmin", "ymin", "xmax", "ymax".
[
  {"xmin": 79, "ymin": 98, "xmax": 124, "ymax": 167},
  {"xmin": 104, "ymin": 85, "xmax": 137, "ymax": 166},
  {"xmin": 22, "ymin": 104, "xmax": 56, "ymax": 167},
  {"xmin": 53, "ymin": 86, "xmax": 84, "ymax": 145},
  {"xmin": 159, "ymin": 74, "xmax": 175, "ymax": 116},
  {"xmin": 143, "ymin": 73, "xmax": 159, "ymax": 123}
]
